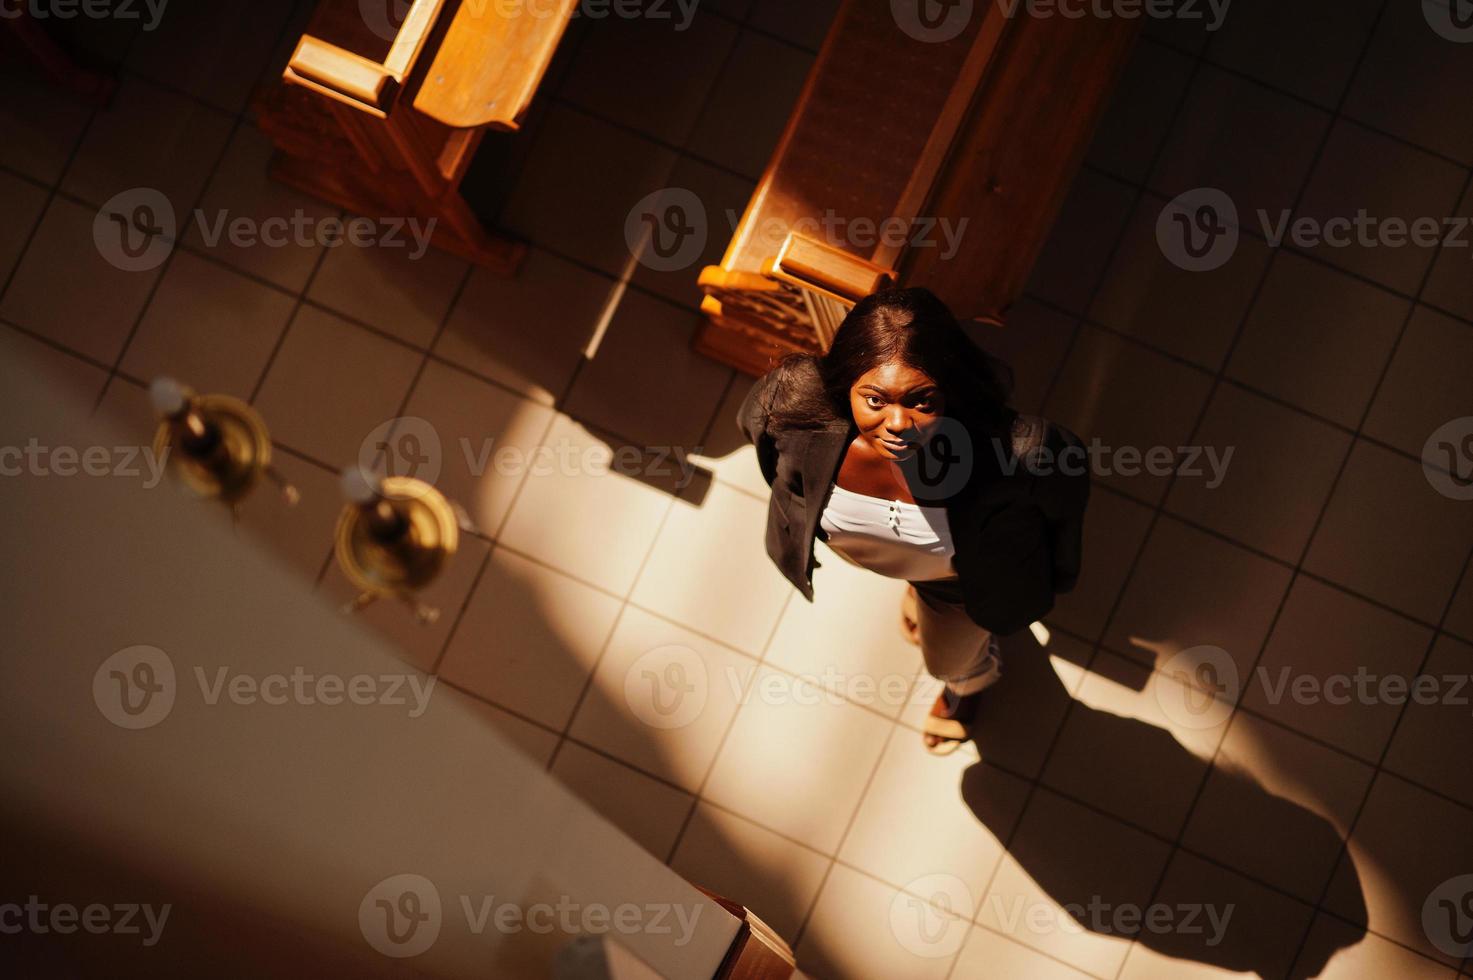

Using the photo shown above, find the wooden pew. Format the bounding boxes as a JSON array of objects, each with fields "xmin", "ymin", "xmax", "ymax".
[
  {"xmin": 254, "ymin": 0, "xmax": 577, "ymax": 273},
  {"xmin": 696, "ymin": 0, "xmax": 1141, "ymax": 375}
]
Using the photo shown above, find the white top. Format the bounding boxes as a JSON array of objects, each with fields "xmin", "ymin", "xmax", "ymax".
[{"xmin": 818, "ymin": 484, "xmax": 957, "ymax": 582}]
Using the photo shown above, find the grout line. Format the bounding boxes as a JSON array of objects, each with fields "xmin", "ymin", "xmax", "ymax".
[
  {"xmin": 246, "ymin": 215, "xmax": 341, "ymax": 407},
  {"xmin": 1068, "ymin": 166, "xmax": 1473, "ymax": 335},
  {"xmin": 0, "ymin": 59, "xmax": 107, "ymax": 341},
  {"xmin": 1119, "ymin": 4, "xmax": 1399, "ymax": 972},
  {"xmin": 789, "ymin": 717, "xmax": 904, "ymax": 954},
  {"xmin": 1146, "ymin": 30, "xmax": 1473, "ymax": 174},
  {"xmin": 111, "ymin": 362, "xmax": 1468, "ymax": 756},
  {"xmin": 1291, "ymin": 542, "xmax": 1473, "ymax": 974},
  {"xmin": 976, "ymin": 38, "xmax": 1222, "ymax": 972},
  {"xmin": 541, "ymin": 470, "xmax": 682, "ymax": 771},
  {"xmin": 10, "ymin": 15, "xmax": 1471, "ymax": 971},
  {"xmin": 435, "ymin": 619, "xmax": 1469, "ymax": 973},
  {"xmin": 660, "ymin": 588, "xmax": 795, "ymax": 865},
  {"xmin": 97, "ymin": 117, "xmax": 250, "ymax": 409}
]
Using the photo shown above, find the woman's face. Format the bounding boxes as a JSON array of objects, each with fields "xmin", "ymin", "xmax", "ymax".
[{"xmin": 849, "ymin": 360, "xmax": 946, "ymax": 461}]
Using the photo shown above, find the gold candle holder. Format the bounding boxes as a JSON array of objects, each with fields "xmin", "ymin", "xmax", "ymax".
[
  {"xmin": 150, "ymin": 378, "xmax": 297, "ymax": 508},
  {"xmin": 334, "ymin": 468, "xmax": 458, "ymax": 625}
]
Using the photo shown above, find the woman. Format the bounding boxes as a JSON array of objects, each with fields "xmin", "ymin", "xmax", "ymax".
[{"xmin": 737, "ymin": 288, "xmax": 1089, "ymax": 754}]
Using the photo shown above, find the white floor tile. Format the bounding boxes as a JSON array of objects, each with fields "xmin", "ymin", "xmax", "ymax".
[
  {"xmin": 435, "ymin": 248, "xmax": 616, "ymax": 406},
  {"xmin": 550, "ymin": 741, "xmax": 694, "ymax": 859},
  {"xmin": 1, "ymin": 196, "xmax": 163, "ymax": 364},
  {"xmin": 568, "ymin": 605, "xmax": 757, "ymax": 793},
  {"xmin": 670, "ymin": 801, "xmax": 830, "ymax": 944},
  {"xmin": 252, "ymin": 305, "xmax": 421, "ymax": 466},
  {"xmin": 701, "ymin": 666, "xmax": 891, "ymax": 854},
  {"xmin": 498, "ymin": 414, "xmax": 674, "ymax": 596},
  {"xmin": 439, "ymin": 547, "xmax": 623, "ymax": 731},
  {"xmin": 796, "ymin": 863, "xmax": 967, "ymax": 980},
  {"xmin": 396, "ymin": 358, "xmax": 555, "ymax": 537},
  {"xmin": 631, "ymin": 479, "xmax": 791, "ymax": 657},
  {"xmin": 840, "ymin": 736, "xmax": 1027, "ymax": 919},
  {"xmin": 120, "ymin": 250, "xmax": 294, "ymax": 397}
]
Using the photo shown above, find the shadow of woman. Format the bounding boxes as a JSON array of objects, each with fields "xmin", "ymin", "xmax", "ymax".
[{"xmin": 959, "ymin": 630, "xmax": 1368, "ymax": 979}]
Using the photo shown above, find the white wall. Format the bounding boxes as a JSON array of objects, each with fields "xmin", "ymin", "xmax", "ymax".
[{"xmin": 0, "ymin": 352, "xmax": 739, "ymax": 977}]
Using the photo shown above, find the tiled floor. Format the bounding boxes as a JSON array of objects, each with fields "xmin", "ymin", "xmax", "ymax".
[{"xmin": 4, "ymin": 2, "xmax": 1473, "ymax": 979}]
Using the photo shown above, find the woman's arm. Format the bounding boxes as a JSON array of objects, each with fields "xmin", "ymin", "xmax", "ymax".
[
  {"xmin": 1031, "ymin": 423, "xmax": 1090, "ymax": 594},
  {"xmin": 735, "ymin": 367, "xmax": 785, "ymax": 488}
]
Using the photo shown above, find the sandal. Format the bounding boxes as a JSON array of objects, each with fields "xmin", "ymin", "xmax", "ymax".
[
  {"xmin": 922, "ymin": 689, "xmax": 983, "ymax": 756},
  {"xmin": 900, "ymin": 585, "xmax": 921, "ymax": 646}
]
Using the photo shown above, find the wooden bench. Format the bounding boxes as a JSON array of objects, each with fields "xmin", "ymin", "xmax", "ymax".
[
  {"xmin": 696, "ymin": 0, "xmax": 1142, "ymax": 375},
  {"xmin": 255, "ymin": 0, "xmax": 577, "ymax": 273}
]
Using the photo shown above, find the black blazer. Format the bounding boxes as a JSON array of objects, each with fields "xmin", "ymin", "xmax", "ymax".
[{"xmin": 736, "ymin": 357, "xmax": 1089, "ymax": 636}]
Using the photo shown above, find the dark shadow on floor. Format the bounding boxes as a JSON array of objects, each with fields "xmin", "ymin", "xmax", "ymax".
[{"xmin": 959, "ymin": 630, "xmax": 1368, "ymax": 980}]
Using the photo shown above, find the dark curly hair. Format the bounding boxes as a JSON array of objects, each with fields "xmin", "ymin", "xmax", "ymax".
[{"xmin": 767, "ymin": 287, "xmax": 1016, "ymax": 439}]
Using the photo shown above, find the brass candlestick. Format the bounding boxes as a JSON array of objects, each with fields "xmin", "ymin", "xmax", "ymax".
[
  {"xmin": 334, "ymin": 468, "xmax": 458, "ymax": 625},
  {"xmin": 150, "ymin": 378, "xmax": 298, "ymax": 508}
]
